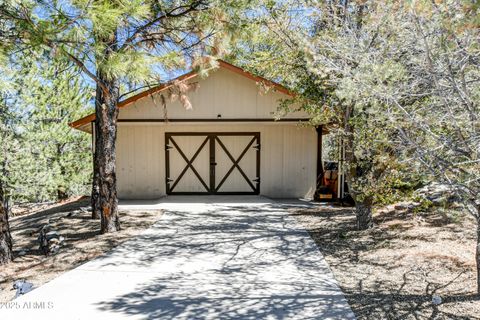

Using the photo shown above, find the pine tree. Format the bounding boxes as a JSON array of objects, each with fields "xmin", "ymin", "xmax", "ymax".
[
  {"xmin": 0, "ymin": 180, "xmax": 13, "ymax": 265},
  {"xmin": 13, "ymin": 55, "xmax": 92, "ymax": 202},
  {"xmin": 1, "ymin": 0, "xmax": 252, "ymax": 233},
  {"xmin": 0, "ymin": 99, "xmax": 14, "ymax": 264},
  {"xmin": 0, "ymin": 60, "xmax": 16, "ymax": 264},
  {"xmin": 0, "ymin": 51, "xmax": 92, "ymax": 263}
]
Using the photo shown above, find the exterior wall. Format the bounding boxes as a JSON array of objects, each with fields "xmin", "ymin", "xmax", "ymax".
[
  {"xmin": 118, "ymin": 68, "xmax": 308, "ymax": 120},
  {"xmin": 116, "ymin": 123, "xmax": 317, "ymax": 199}
]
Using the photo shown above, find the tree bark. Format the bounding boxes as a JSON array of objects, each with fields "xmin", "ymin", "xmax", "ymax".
[
  {"xmin": 91, "ymin": 119, "xmax": 100, "ymax": 219},
  {"xmin": 342, "ymin": 106, "xmax": 374, "ymax": 231},
  {"xmin": 91, "ymin": 168, "xmax": 100, "ymax": 219},
  {"xmin": 56, "ymin": 144, "xmax": 68, "ymax": 201},
  {"xmin": 91, "ymin": 80, "xmax": 120, "ymax": 232},
  {"xmin": 0, "ymin": 182, "xmax": 13, "ymax": 265},
  {"xmin": 342, "ymin": 105, "xmax": 373, "ymax": 230},
  {"xmin": 354, "ymin": 198, "xmax": 373, "ymax": 230},
  {"xmin": 90, "ymin": 31, "xmax": 121, "ymax": 232}
]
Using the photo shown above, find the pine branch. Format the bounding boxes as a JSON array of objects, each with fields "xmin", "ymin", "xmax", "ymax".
[
  {"xmin": 1, "ymin": 4, "xmax": 109, "ymax": 95},
  {"xmin": 120, "ymin": 1, "xmax": 207, "ymax": 50},
  {"xmin": 53, "ymin": 45, "xmax": 108, "ymax": 94}
]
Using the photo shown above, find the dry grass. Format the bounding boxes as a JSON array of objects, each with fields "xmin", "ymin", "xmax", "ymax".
[
  {"xmin": 292, "ymin": 205, "xmax": 480, "ymax": 320},
  {"xmin": 0, "ymin": 197, "xmax": 161, "ymax": 303}
]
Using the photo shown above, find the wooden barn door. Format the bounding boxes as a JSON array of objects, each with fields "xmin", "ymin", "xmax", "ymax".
[{"xmin": 165, "ymin": 133, "xmax": 260, "ymax": 195}]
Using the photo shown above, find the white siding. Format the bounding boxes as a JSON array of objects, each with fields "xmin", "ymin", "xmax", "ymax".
[
  {"xmin": 116, "ymin": 123, "xmax": 317, "ymax": 199},
  {"xmin": 118, "ymin": 68, "xmax": 308, "ymax": 120},
  {"xmin": 117, "ymin": 126, "xmax": 163, "ymax": 199}
]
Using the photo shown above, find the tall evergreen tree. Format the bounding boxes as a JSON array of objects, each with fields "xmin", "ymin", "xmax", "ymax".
[
  {"xmin": 0, "ymin": 0, "xmax": 252, "ymax": 233},
  {"xmin": 0, "ymin": 180, "xmax": 13, "ymax": 265},
  {"xmin": 0, "ymin": 50, "xmax": 91, "ymax": 263},
  {"xmin": 0, "ymin": 96, "xmax": 14, "ymax": 265},
  {"xmin": 13, "ymin": 56, "xmax": 92, "ymax": 202},
  {"xmin": 0, "ymin": 58, "xmax": 16, "ymax": 264}
]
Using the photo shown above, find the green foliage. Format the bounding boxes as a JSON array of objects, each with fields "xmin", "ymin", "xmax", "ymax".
[
  {"xmin": 232, "ymin": 1, "xmax": 478, "ymax": 218},
  {"xmin": 334, "ymin": 1, "xmax": 480, "ymax": 216},
  {"xmin": 1, "ymin": 53, "xmax": 92, "ymax": 203},
  {"xmin": 230, "ymin": 1, "xmax": 423, "ymax": 208},
  {"xmin": 0, "ymin": 0, "xmax": 258, "ymax": 206},
  {"xmin": 1, "ymin": 0, "xmax": 258, "ymax": 88},
  {"xmin": 372, "ymin": 165, "xmax": 426, "ymax": 206},
  {"xmin": 411, "ymin": 198, "xmax": 433, "ymax": 214}
]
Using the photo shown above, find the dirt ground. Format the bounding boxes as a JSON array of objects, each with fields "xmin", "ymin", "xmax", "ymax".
[
  {"xmin": 292, "ymin": 205, "xmax": 480, "ymax": 320},
  {"xmin": 0, "ymin": 197, "xmax": 161, "ymax": 302}
]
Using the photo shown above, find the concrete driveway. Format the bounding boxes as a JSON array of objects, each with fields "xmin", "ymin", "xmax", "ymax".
[{"xmin": 2, "ymin": 196, "xmax": 355, "ymax": 319}]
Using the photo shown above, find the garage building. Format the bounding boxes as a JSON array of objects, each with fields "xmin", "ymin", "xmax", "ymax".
[{"xmin": 70, "ymin": 61, "xmax": 322, "ymax": 200}]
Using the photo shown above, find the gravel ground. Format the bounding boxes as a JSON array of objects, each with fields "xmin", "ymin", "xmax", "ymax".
[
  {"xmin": 291, "ymin": 205, "xmax": 480, "ymax": 320},
  {"xmin": 0, "ymin": 197, "xmax": 161, "ymax": 302}
]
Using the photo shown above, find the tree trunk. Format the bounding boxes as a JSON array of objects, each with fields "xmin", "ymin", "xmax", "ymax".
[
  {"xmin": 90, "ymin": 31, "xmax": 121, "ymax": 232},
  {"xmin": 344, "ymin": 168, "xmax": 374, "ymax": 230},
  {"xmin": 0, "ymin": 182, "xmax": 13, "ymax": 265},
  {"xmin": 91, "ymin": 80, "xmax": 120, "ymax": 233},
  {"xmin": 91, "ymin": 119, "xmax": 100, "ymax": 219},
  {"xmin": 56, "ymin": 143, "xmax": 68, "ymax": 201},
  {"xmin": 91, "ymin": 168, "xmax": 100, "ymax": 219},
  {"xmin": 57, "ymin": 188, "xmax": 68, "ymax": 201},
  {"xmin": 355, "ymin": 199, "xmax": 373, "ymax": 230},
  {"xmin": 341, "ymin": 104, "xmax": 374, "ymax": 231}
]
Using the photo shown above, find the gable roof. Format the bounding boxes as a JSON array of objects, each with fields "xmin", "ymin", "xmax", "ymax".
[{"xmin": 69, "ymin": 60, "xmax": 295, "ymax": 130}]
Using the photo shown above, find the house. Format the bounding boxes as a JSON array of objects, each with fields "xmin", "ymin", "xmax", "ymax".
[{"xmin": 70, "ymin": 60, "xmax": 324, "ymax": 199}]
